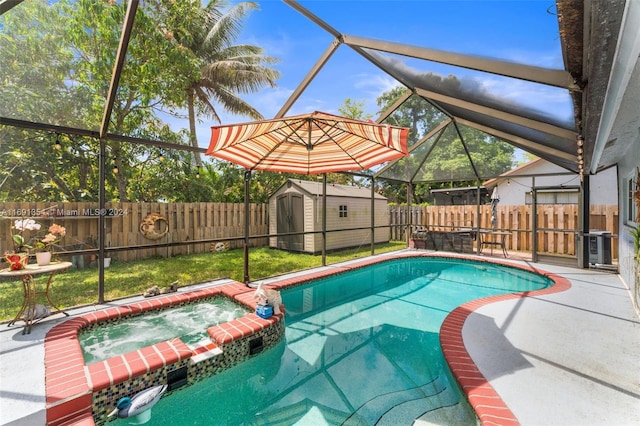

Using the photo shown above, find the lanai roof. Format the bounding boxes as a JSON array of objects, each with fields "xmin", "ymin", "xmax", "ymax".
[{"xmin": 0, "ymin": 0, "xmax": 628, "ymax": 183}]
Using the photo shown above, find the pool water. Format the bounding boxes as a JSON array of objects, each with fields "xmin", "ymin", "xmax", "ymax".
[
  {"xmin": 113, "ymin": 257, "xmax": 550, "ymax": 425},
  {"xmin": 80, "ymin": 298, "xmax": 249, "ymax": 364}
]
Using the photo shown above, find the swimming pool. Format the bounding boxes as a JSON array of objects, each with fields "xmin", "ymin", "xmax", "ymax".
[{"xmin": 112, "ymin": 256, "xmax": 551, "ymax": 425}]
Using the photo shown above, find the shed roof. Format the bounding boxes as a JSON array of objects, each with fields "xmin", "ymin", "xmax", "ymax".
[{"xmin": 275, "ymin": 179, "xmax": 387, "ymax": 200}]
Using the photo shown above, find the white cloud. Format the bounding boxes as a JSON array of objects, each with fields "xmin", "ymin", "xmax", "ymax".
[
  {"xmin": 499, "ymin": 48, "xmax": 565, "ymax": 70},
  {"xmin": 354, "ymin": 73, "xmax": 399, "ymax": 95},
  {"xmin": 349, "ymin": 73, "xmax": 401, "ymax": 116},
  {"xmin": 473, "ymin": 76, "xmax": 574, "ymax": 124}
]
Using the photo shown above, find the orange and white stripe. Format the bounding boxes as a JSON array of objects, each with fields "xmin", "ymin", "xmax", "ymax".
[{"xmin": 206, "ymin": 111, "xmax": 409, "ymax": 174}]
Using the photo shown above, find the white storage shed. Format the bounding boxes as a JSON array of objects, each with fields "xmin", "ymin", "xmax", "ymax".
[{"xmin": 268, "ymin": 179, "xmax": 389, "ymax": 253}]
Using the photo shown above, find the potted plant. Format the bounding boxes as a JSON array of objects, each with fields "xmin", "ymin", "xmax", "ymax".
[
  {"xmin": 631, "ymin": 225, "xmax": 640, "ymax": 262},
  {"xmin": 5, "ymin": 218, "xmax": 41, "ymax": 270},
  {"xmin": 632, "ymin": 168, "xmax": 640, "ymax": 308},
  {"xmin": 10, "ymin": 218, "xmax": 40, "ymax": 253},
  {"xmin": 5, "ymin": 218, "xmax": 66, "ymax": 267},
  {"xmin": 33, "ymin": 224, "xmax": 66, "ymax": 266}
]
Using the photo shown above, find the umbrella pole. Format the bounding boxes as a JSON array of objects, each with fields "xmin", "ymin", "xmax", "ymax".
[
  {"xmin": 476, "ymin": 180, "xmax": 482, "ymax": 254},
  {"xmin": 244, "ymin": 170, "xmax": 251, "ymax": 285},
  {"xmin": 322, "ymin": 174, "xmax": 327, "ymax": 266},
  {"xmin": 370, "ymin": 177, "xmax": 375, "ymax": 256}
]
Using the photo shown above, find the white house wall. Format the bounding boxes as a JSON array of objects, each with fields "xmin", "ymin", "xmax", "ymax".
[
  {"xmin": 492, "ymin": 161, "xmax": 617, "ymax": 205},
  {"xmin": 618, "ymin": 150, "xmax": 639, "ymax": 294},
  {"xmin": 589, "ymin": 167, "xmax": 618, "ymax": 204},
  {"xmin": 603, "ymin": 0, "xmax": 640, "ymax": 302},
  {"xmin": 612, "ymin": 63, "xmax": 640, "ymax": 296}
]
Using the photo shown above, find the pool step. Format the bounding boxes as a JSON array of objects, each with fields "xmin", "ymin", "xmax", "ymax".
[
  {"xmin": 346, "ymin": 374, "xmax": 460, "ymax": 425},
  {"xmin": 251, "ymin": 399, "xmax": 348, "ymax": 426},
  {"xmin": 376, "ymin": 380, "xmax": 469, "ymax": 426},
  {"xmin": 188, "ymin": 340, "xmax": 223, "ymax": 364}
]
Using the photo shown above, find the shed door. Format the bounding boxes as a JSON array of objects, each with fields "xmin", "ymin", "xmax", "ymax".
[{"xmin": 276, "ymin": 193, "xmax": 304, "ymax": 251}]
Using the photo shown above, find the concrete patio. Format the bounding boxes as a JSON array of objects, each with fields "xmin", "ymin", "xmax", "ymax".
[{"xmin": 1, "ymin": 253, "xmax": 638, "ymax": 425}]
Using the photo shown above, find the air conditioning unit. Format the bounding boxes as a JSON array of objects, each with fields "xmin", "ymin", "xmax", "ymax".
[{"xmin": 587, "ymin": 230, "xmax": 612, "ymax": 265}]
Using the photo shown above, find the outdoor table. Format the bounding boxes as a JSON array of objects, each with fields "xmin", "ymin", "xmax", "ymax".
[
  {"xmin": 0, "ymin": 261, "xmax": 71, "ymax": 334},
  {"xmin": 479, "ymin": 230, "xmax": 510, "ymax": 258}
]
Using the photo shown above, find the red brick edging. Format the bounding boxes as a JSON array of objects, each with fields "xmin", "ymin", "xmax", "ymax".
[
  {"xmin": 44, "ymin": 282, "xmax": 283, "ymax": 426},
  {"xmin": 437, "ymin": 256, "xmax": 572, "ymax": 425}
]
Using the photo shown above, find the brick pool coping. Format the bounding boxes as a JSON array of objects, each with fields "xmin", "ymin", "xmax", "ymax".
[
  {"xmin": 44, "ymin": 281, "xmax": 283, "ymax": 425},
  {"xmin": 44, "ymin": 252, "xmax": 571, "ymax": 425},
  {"xmin": 436, "ymin": 253, "xmax": 571, "ymax": 425}
]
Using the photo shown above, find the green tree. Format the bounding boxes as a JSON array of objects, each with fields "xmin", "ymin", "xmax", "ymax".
[
  {"xmin": 159, "ymin": 0, "xmax": 280, "ymax": 167},
  {"xmin": 77, "ymin": 0, "xmax": 198, "ymax": 201},
  {"xmin": 338, "ymin": 98, "xmax": 373, "ymax": 121},
  {"xmin": 1, "ymin": 0, "xmax": 280, "ymax": 203},
  {"xmin": 0, "ymin": 0, "xmax": 76, "ymax": 124},
  {"xmin": 0, "ymin": 0, "xmax": 98, "ymax": 202},
  {"xmin": 374, "ymin": 85, "xmax": 514, "ymax": 204},
  {"xmin": 377, "ymin": 86, "xmax": 448, "ymax": 147}
]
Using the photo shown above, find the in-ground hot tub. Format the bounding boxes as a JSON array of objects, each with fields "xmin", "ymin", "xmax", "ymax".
[
  {"xmin": 44, "ymin": 281, "xmax": 286, "ymax": 426},
  {"xmin": 79, "ymin": 296, "xmax": 250, "ymax": 364}
]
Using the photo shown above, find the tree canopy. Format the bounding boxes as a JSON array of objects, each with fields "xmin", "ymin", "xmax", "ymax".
[
  {"xmin": 0, "ymin": 0, "xmax": 279, "ymax": 203},
  {"xmin": 1, "ymin": 3, "xmax": 516, "ymax": 205},
  {"xmin": 376, "ymin": 86, "xmax": 515, "ymax": 204}
]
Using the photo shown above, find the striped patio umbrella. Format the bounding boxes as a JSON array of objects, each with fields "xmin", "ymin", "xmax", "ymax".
[
  {"xmin": 206, "ymin": 111, "xmax": 409, "ymax": 285},
  {"xmin": 205, "ymin": 111, "xmax": 409, "ymax": 174}
]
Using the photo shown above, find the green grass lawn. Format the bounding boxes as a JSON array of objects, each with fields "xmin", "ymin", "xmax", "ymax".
[{"xmin": 0, "ymin": 241, "xmax": 406, "ymax": 322}]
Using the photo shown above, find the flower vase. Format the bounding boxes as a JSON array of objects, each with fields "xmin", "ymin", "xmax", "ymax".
[
  {"xmin": 36, "ymin": 251, "xmax": 52, "ymax": 266},
  {"xmin": 5, "ymin": 253, "xmax": 29, "ymax": 270}
]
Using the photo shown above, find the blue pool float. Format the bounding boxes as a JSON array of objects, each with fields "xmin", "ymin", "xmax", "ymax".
[{"xmin": 108, "ymin": 384, "xmax": 167, "ymax": 420}]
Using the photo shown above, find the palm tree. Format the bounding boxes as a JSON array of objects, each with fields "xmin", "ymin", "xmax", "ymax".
[{"xmin": 169, "ymin": 0, "xmax": 280, "ymax": 167}]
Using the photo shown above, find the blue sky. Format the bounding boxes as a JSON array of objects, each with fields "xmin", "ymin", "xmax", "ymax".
[{"xmin": 189, "ymin": 0, "xmax": 568, "ymax": 150}]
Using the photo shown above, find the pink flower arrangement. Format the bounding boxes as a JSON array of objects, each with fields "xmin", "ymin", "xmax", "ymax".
[
  {"xmin": 10, "ymin": 219, "xmax": 65, "ymax": 253},
  {"xmin": 34, "ymin": 224, "xmax": 66, "ymax": 253}
]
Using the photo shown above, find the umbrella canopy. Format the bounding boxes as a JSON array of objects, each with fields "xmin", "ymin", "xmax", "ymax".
[
  {"xmin": 205, "ymin": 111, "xmax": 409, "ymax": 174},
  {"xmin": 206, "ymin": 111, "xmax": 409, "ymax": 284}
]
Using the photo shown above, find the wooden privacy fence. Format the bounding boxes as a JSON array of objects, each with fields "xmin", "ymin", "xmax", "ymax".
[
  {"xmin": 1, "ymin": 202, "xmax": 618, "ymax": 262},
  {"xmin": 390, "ymin": 204, "xmax": 619, "ymax": 260},
  {"xmin": 0, "ymin": 202, "xmax": 268, "ymax": 262}
]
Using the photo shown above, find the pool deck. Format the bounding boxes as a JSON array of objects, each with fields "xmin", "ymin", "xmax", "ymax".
[{"xmin": 1, "ymin": 251, "xmax": 639, "ymax": 425}]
